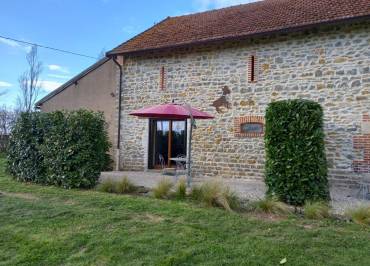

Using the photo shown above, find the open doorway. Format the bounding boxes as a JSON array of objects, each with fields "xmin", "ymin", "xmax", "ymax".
[{"xmin": 148, "ymin": 119, "xmax": 187, "ymax": 169}]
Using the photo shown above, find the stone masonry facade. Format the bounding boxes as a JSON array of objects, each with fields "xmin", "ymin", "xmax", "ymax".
[{"xmin": 118, "ymin": 21, "xmax": 370, "ymax": 187}]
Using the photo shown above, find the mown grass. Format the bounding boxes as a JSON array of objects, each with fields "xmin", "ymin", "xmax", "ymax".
[{"xmin": 0, "ymin": 154, "xmax": 370, "ymax": 265}]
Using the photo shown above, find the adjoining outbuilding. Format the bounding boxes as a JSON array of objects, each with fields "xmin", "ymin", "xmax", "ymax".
[{"xmin": 35, "ymin": 58, "xmax": 119, "ymax": 164}]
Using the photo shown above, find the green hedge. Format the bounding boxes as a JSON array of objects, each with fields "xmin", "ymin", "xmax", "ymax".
[
  {"xmin": 7, "ymin": 110, "xmax": 111, "ymax": 189},
  {"xmin": 264, "ymin": 99, "xmax": 330, "ymax": 205}
]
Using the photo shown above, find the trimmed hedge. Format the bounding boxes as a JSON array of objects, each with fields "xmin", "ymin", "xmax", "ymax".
[
  {"xmin": 7, "ymin": 110, "xmax": 111, "ymax": 189},
  {"xmin": 264, "ymin": 99, "xmax": 330, "ymax": 205}
]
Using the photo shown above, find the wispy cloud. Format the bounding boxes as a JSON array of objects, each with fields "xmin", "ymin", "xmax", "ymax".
[
  {"xmin": 47, "ymin": 74, "xmax": 72, "ymax": 80},
  {"xmin": 193, "ymin": 0, "xmax": 259, "ymax": 11},
  {"xmin": 40, "ymin": 80, "xmax": 63, "ymax": 92},
  {"xmin": 122, "ymin": 25, "xmax": 141, "ymax": 35},
  {"xmin": 0, "ymin": 37, "xmax": 31, "ymax": 52},
  {"xmin": 47, "ymin": 64, "xmax": 69, "ymax": 74},
  {"xmin": 0, "ymin": 81, "xmax": 13, "ymax": 88}
]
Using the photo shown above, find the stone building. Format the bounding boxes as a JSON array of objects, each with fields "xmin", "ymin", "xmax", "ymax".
[
  {"xmin": 38, "ymin": 0, "xmax": 370, "ymax": 187},
  {"xmin": 106, "ymin": 0, "xmax": 370, "ymax": 187}
]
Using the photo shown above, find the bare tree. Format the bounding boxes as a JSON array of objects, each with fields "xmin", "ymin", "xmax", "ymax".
[
  {"xmin": 17, "ymin": 46, "xmax": 42, "ymax": 112},
  {"xmin": 0, "ymin": 105, "xmax": 16, "ymax": 135}
]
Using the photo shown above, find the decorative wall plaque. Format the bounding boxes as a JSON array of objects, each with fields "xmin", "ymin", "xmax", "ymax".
[{"xmin": 212, "ymin": 86, "xmax": 231, "ymax": 113}]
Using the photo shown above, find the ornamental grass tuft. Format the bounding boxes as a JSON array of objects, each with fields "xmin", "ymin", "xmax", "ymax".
[
  {"xmin": 345, "ymin": 206, "xmax": 370, "ymax": 226},
  {"xmin": 190, "ymin": 181, "xmax": 240, "ymax": 211},
  {"xmin": 153, "ymin": 178, "xmax": 174, "ymax": 199},
  {"xmin": 97, "ymin": 177, "xmax": 137, "ymax": 194},
  {"xmin": 304, "ymin": 201, "xmax": 330, "ymax": 219},
  {"xmin": 96, "ymin": 178, "xmax": 117, "ymax": 193},
  {"xmin": 114, "ymin": 177, "xmax": 137, "ymax": 194},
  {"xmin": 249, "ymin": 196, "xmax": 291, "ymax": 215},
  {"xmin": 174, "ymin": 178, "xmax": 187, "ymax": 199}
]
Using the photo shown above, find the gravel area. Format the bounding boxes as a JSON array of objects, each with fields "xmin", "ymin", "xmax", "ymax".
[{"xmin": 100, "ymin": 171, "xmax": 370, "ymax": 214}]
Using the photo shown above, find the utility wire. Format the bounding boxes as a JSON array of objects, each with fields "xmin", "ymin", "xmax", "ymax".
[{"xmin": 0, "ymin": 35, "xmax": 98, "ymax": 59}]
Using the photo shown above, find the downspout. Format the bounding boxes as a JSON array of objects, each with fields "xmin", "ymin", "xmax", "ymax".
[{"xmin": 111, "ymin": 55, "xmax": 123, "ymax": 171}]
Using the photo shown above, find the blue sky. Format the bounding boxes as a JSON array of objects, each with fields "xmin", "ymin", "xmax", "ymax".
[{"xmin": 0, "ymin": 0, "xmax": 255, "ymax": 108}]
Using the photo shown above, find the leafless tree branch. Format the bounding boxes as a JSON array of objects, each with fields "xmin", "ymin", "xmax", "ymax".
[
  {"xmin": 0, "ymin": 105, "xmax": 16, "ymax": 135},
  {"xmin": 17, "ymin": 46, "xmax": 43, "ymax": 112}
]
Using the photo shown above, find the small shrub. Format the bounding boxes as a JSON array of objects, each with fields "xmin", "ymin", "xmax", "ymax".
[
  {"xmin": 190, "ymin": 181, "xmax": 240, "ymax": 211},
  {"xmin": 115, "ymin": 177, "xmax": 136, "ymax": 194},
  {"xmin": 96, "ymin": 179, "xmax": 116, "ymax": 193},
  {"xmin": 250, "ymin": 197, "xmax": 291, "ymax": 215},
  {"xmin": 265, "ymin": 99, "xmax": 330, "ymax": 205},
  {"xmin": 174, "ymin": 178, "xmax": 187, "ymax": 199},
  {"xmin": 345, "ymin": 206, "xmax": 370, "ymax": 226},
  {"xmin": 304, "ymin": 201, "xmax": 330, "ymax": 219},
  {"xmin": 153, "ymin": 179, "xmax": 173, "ymax": 199}
]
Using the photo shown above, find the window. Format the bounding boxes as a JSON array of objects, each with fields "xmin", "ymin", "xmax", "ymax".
[
  {"xmin": 248, "ymin": 55, "xmax": 257, "ymax": 83},
  {"xmin": 160, "ymin": 66, "xmax": 165, "ymax": 90},
  {"xmin": 241, "ymin": 122, "xmax": 263, "ymax": 134},
  {"xmin": 234, "ymin": 115, "xmax": 264, "ymax": 137}
]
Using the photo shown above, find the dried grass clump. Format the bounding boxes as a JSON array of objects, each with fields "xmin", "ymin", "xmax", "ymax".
[
  {"xmin": 115, "ymin": 177, "xmax": 137, "ymax": 194},
  {"xmin": 250, "ymin": 197, "xmax": 291, "ymax": 215},
  {"xmin": 190, "ymin": 181, "xmax": 240, "ymax": 211},
  {"xmin": 345, "ymin": 206, "xmax": 370, "ymax": 226},
  {"xmin": 96, "ymin": 178, "xmax": 116, "ymax": 193},
  {"xmin": 153, "ymin": 178, "xmax": 174, "ymax": 199},
  {"xmin": 96, "ymin": 177, "xmax": 137, "ymax": 194},
  {"xmin": 304, "ymin": 201, "xmax": 330, "ymax": 219},
  {"xmin": 174, "ymin": 178, "xmax": 187, "ymax": 200}
]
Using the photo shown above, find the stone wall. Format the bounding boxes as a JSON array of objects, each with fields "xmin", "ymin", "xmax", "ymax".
[{"xmin": 118, "ymin": 21, "xmax": 370, "ymax": 186}]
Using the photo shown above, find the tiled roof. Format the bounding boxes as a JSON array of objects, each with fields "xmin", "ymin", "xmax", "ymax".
[{"xmin": 108, "ymin": 0, "xmax": 370, "ymax": 55}]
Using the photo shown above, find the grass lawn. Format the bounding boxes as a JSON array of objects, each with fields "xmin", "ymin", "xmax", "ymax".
[{"xmin": 0, "ymin": 155, "xmax": 369, "ymax": 266}]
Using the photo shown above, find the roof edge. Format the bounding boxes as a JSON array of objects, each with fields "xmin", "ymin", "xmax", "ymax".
[
  {"xmin": 35, "ymin": 57, "xmax": 110, "ymax": 107},
  {"xmin": 108, "ymin": 14, "xmax": 370, "ymax": 56}
]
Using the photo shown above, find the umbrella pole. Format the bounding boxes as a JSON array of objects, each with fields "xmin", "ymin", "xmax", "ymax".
[{"xmin": 186, "ymin": 104, "xmax": 193, "ymax": 187}]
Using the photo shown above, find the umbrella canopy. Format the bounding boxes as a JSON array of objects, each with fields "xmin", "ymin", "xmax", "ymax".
[{"xmin": 129, "ymin": 103, "xmax": 214, "ymax": 119}]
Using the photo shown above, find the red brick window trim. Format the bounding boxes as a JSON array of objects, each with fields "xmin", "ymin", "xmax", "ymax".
[
  {"xmin": 234, "ymin": 115, "xmax": 264, "ymax": 137},
  {"xmin": 160, "ymin": 66, "xmax": 165, "ymax": 90},
  {"xmin": 248, "ymin": 55, "xmax": 258, "ymax": 83}
]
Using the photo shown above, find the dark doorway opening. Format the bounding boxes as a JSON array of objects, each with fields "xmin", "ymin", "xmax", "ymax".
[{"xmin": 148, "ymin": 119, "xmax": 187, "ymax": 169}]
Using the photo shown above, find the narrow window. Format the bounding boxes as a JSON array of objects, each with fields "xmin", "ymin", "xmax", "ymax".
[
  {"xmin": 248, "ymin": 55, "xmax": 257, "ymax": 83},
  {"xmin": 160, "ymin": 66, "xmax": 165, "ymax": 90}
]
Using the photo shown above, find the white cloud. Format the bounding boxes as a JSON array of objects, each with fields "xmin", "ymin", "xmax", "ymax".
[
  {"xmin": 193, "ymin": 0, "xmax": 259, "ymax": 11},
  {"xmin": 40, "ymin": 80, "xmax": 63, "ymax": 92},
  {"xmin": 47, "ymin": 64, "xmax": 69, "ymax": 74},
  {"xmin": 47, "ymin": 74, "xmax": 72, "ymax": 80},
  {"xmin": 122, "ymin": 25, "xmax": 139, "ymax": 35},
  {"xmin": 0, "ymin": 81, "xmax": 12, "ymax": 87},
  {"xmin": 0, "ymin": 37, "xmax": 31, "ymax": 52},
  {"xmin": 0, "ymin": 38, "xmax": 19, "ymax": 47}
]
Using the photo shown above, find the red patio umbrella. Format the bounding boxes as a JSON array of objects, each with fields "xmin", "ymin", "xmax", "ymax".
[
  {"xmin": 129, "ymin": 103, "xmax": 214, "ymax": 119},
  {"xmin": 130, "ymin": 103, "xmax": 214, "ymax": 187}
]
